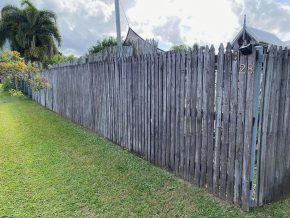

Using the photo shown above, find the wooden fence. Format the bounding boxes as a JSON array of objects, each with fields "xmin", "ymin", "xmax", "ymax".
[
  {"xmin": 25, "ymin": 44, "xmax": 290, "ymax": 211},
  {"xmin": 256, "ymin": 46, "xmax": 290, "ymax": 205}
]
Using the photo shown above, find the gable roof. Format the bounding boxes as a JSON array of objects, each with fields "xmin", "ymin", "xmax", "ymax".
[
  {"xmin": 123, "ymin": 28, "xmax": 164, "ymax": 52},
  {"xmin": 284, "ymin": 40, "xmax": 290, "ymax": 47},
  {"xmin": 123, "ymin": 28, "xmax": 143, "ymax": 45},
  {"xmin": 232, "ymin": 26, "xmax": 285, "ymax": 47}
]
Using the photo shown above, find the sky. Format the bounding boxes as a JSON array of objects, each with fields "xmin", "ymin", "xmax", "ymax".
[{"xmin": 1, "ymin": 0, "xmax": 290, "ymax": 56}]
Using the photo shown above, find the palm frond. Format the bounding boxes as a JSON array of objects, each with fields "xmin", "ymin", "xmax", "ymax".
[
  {"xmin": 0, "ymin": 22, "xmax": 8, "ymax": 47},
  {"xmin": 1, "ymin": 5, "xmax": 20, "ymax": 17},
  {"xmin": 21, "ymin": 0, "xmax": 37, "ymax": 10},
  {"xmin": 39, "ymin": 10, "xmax": 57, "ymax": 22},
  {"xmin": 1, "ymin": 1, "xmax": 61, "ymax": 63}
]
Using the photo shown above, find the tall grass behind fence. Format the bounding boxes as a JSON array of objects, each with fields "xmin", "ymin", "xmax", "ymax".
[{"xmin": 28, "ymin": 44, "xmax": 290, "ymax": 211}]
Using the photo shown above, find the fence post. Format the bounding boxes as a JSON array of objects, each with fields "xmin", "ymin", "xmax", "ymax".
[{"xmin": 249, "ymin": 45, "xmax": 264, "ymax": 207}]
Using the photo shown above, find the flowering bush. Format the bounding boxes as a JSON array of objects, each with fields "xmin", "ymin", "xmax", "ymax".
[{"xmin": 0, "ymin": 50, "xmax": 48, "ymax": 93}]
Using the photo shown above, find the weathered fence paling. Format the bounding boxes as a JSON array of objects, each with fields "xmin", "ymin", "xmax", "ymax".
[
  {"xmin": 256, "ymin": 45, "xmax": 290, "ymax": 205},
  {"xmin": 27, "ymin": 44, "xmax": 290, "ymax": 211}
]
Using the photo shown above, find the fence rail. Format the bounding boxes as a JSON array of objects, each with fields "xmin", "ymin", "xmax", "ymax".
[{"xmin": 25, "ymin": 44, "xmax": 290, "ymax": 211}]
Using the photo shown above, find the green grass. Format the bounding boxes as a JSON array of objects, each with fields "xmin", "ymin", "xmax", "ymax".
[{"xmin": 0, "ymin": 86, "xmax": 289, "ymax": 217}]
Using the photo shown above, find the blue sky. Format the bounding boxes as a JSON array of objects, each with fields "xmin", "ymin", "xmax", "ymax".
[{"xmin": 1, "ymin": 0, "xmax": 290, "ymax": 56}]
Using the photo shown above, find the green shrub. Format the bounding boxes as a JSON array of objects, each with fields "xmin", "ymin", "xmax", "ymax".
[
  {"xmin": 8, "ymin": 89, "xmax": 24, "ymax": 96},
  {"xmin": 88, "ymin": 37, "xmax": 118, "ymax": 54},
  {"xmin": 43, "ymin": 54, "xmax": 75, "ymax": 68},
  {"xmin": 2, "ymin": 77, "xmax": 13, "ymax": 91},
  {"xmin": 0, "ymin": 50, "xmax": 48, "ymax": 92}
]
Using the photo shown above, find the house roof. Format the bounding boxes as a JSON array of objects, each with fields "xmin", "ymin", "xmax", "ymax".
[
  {"xmin": 123, "ymin": 28, "xmax": 142, "ymax": 45},
  {"xmin": 232, "ymin": 26, "xmax": 285, "ymax": 47},
  {"xmin": 123, "ymin": 27, "xmax": 164, "ymax": 52},
  {"xmin": 284, "ymin": 40, "xmax": 290, "ymax": 47}
]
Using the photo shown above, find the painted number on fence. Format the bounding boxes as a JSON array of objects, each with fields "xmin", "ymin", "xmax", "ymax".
[{"xmin": 239, "ymin": 64, "xmax": 254, "ymax": 74}]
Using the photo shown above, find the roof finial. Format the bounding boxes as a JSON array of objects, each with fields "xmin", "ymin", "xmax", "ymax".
[{"xmin": 243, "ymin": 14, "xmax": 247, "ymax": 45}]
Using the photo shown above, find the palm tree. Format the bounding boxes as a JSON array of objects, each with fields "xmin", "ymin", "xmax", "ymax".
[{"xmin": 0, "ymin": 0, "xmax": 61, "ymax": 63}]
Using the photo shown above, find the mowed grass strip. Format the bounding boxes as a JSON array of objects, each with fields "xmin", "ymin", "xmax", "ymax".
[{"xmin": 0, "ymin": 87, "xmax": 289, "ymax": 217}]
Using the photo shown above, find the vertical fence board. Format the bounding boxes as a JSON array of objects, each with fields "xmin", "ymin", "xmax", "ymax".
[
  {"xmin": 165, "ymin": 52, "xmax": 172, "ymax": 169},
  {"xmin": 283, "ymin": 49, "xmax": 290, "ymax": 198},
  {"xmin": 150, "ymin": 55, "xmax": 155, "ymax": 162},
  {"xmin": 214, "ymin": 44, "xmax": 224, "ymax": 194},
  {"xmin": 207, "ymin": 46, "xmax": 215, "ymax": 192},
  {"xmin": 220, "ymin": 43, "xmax": 231, "ymax": 199},
  {"xmin": 241, "ymin": 47, "xmax": 256, "ymax": 211},
  {"xmin": 175, "ymin": 52, "xmax": 181, "ymax": 174},
  {"xmin": 234, "ymin": 50, "xmax": 247, "ymax": 205},
  {"xmin": 184, "ymin": 51, "xmax": 192, "ymax": 180},
  {"xmin": 201, "ymin": 46, "xmax": 209, "ymax": 187},
  {"xmin": 195, "ymin": 48, "xmax": 204, "ymax": 186},
  {"xmin": 144, "ymin": 55, "xmax": 148, "ymax": 156},
  {"xmin": 179, "ymin": 51, "xmax": 186, "ymax": 177},
  {"xmin": 161, "ymin": 53, "xmax": 167, "ymax": 168},
  {"xmin": 227, "ymin": 44, "xmax": 239, "ymax": 202},
  {"xmin": 189, "ymin": 49, "xmax": 198, "ymax": 182},
  {"xmin": 170, "ymin": 52, "xmax": 176, "ymax": 171},
  {"xmin": 266, "ymin": 47, "xmax": 279, "ymax": 203},
  {"xmin": 276, "ymin": 48, "xmax": 287, "ymax": 199},
  {"xmin": 273, "ymin": 48, "xmax": 284, "ymax": 201},
  {"xmin": 141, "ymin": 56, "xmax": 145, "ymax": 156}
]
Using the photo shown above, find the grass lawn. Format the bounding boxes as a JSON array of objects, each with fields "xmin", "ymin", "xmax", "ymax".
[{"xmin": 0, "ymin": 87, "xmax": 289, "ymax": 217}]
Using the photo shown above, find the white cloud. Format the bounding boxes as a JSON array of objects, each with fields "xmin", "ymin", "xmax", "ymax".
[
  {"xmin": 1, "ymin": 0, "xmax": 290, "ymax": 55},
  {"xmin": 152, "ymin": 16, "xmax": 184, "ymax": 44},
  {"xmin": 127, "ymin": 0, "xmax": 239, "ymax": 49},
  {"xmin": 230, "ymin": 0, "xmax": 290, "ymax": 42}
]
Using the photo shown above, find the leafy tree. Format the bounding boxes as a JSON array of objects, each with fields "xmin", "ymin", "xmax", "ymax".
[
  {"xmin": 88, "ymin": 37, "xmax": 118, "ymax": 54},
  {"xmin": 170, "ymin": 44, "xmax": 189, "ymax": 51},
  {"xmin": 43, "ymin": 53, "xmax": 75, "ymax": 68},
  {"xmin": 170, "ymin": 43, "xmax": 204, "ymax": 51},
  {"xmin": 0, "ymin": 50, "xmax": 48, "ymax": 93},
  {"xmin": 0, "ymin": 0, "xmax": 61, "ymax": 64}
]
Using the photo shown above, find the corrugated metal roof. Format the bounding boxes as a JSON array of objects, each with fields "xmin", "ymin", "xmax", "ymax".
[
  {"xmin": 247, "ymin": 27, "xmax": 285, "ymax": 46},
  {"xmin": 232, "ymin": 26, "xmax": 285, "ymax": 47},
  {"xmin": 284, "ymin": 40, "xmax": 290, "ymax": 47}
]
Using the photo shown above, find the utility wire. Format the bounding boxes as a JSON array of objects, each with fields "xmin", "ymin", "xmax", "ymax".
[{"xmin": 120, "ymin": 0, "xmax": 130, "ymax": 28}]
